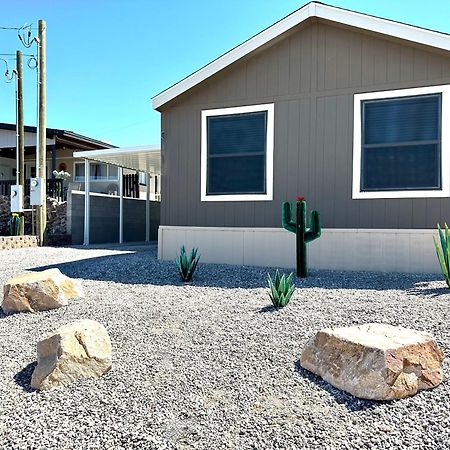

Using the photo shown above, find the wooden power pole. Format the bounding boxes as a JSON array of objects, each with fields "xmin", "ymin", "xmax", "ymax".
[
  {"xmin": 36, "ymin": 19, "xmax": 46, "ymax": 245},
  {"xmin": 16, "ymin": 50, "xmax": 25, "ymax": 235}
]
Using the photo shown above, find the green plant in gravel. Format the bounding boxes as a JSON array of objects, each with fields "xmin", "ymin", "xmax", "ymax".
[
  {"xmin": 433, "ymin": 224, "xmax": 450, "ymax": 288},
  {"xmin": 9, "ymin": 213, "xmax": 20, "ymax": 236},
  {"xmin": 267, "ymin": 270, "xmax": 295, "ymax": 307},
  {"xmin": 175, "ymin": 245, "xmax": 200, "ymax": 282}
]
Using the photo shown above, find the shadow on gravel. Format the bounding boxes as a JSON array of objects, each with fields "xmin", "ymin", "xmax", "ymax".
[
  {"xmin": 294, "ymin": 361, "xmax": 382, "ymax": 412},
  {"xmin": 407, "ymin": 282, "xmax": 450, "ymax": 299},
  {"xmin": 14, "ymin": 362, "xmax": 37, "ymax": 393},
  {"xmin": 29, "ymin": 246, "xmax": 440, "ymax": 291},
  {"xmin": 257, "ymin": 305, "xmax": 280, "ymax": 313}
]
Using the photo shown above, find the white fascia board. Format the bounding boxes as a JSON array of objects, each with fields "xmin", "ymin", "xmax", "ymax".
[
  {"xmin": 152, "ymin": 2, "xmax": 450, "ymax": 110},
  {"xmin": 152, "ymin": 3, "xmax": 313, "ymax": 110},
  {"xmin": 315, "ymin": 3, "xmax": 450, "ymax": 52}
]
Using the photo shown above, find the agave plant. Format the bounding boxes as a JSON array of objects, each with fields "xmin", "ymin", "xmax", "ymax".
[
  {"xmin": 268, "ymin": 270, "xmax": 295, "ymax": 307},
  {"xmin": 175, "ymin": 245, "xmax": 200, "ymax": 282},
  {"xmin": 433, "ymin": 224, "xmax": 450, "ymax": 288}
]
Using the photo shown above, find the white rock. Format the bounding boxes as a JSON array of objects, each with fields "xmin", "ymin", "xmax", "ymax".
[
  {"xmin": 31, "ymin": 319, "xmax": 112, "ymax": 390},
  {"xmin": 300, "ymin": 323, "xmax": 445, "ymax": 400},
  {"xmin": 2, "ymin": 268, "xmax": 84, "ymax": 314}
]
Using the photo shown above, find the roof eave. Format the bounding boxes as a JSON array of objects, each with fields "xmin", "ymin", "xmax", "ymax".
[{"xmin": 151, "ymin": 1, "xmax": 450, "ymax": 111}]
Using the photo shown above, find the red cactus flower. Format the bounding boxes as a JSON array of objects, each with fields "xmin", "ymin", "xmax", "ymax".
[{"xmin": 297, "ymin": 196, "xmax": 305, "ymax": 201}]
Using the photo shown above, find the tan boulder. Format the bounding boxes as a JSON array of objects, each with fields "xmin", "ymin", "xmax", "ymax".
[
  {"xmin": 2, "ymin": 268, "xmax": 84, "ymax": 314},
  {"xmin": 31, "ymin": 319, "xmax": 112, "ymax": 390},
  {"xmin": 300, "ymin": 323, "xmax": 444, "ymax": 400}
]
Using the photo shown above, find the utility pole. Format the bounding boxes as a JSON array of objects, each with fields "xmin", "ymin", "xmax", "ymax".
[
  {"xmin": 16, "ymin": 50, "xmax": 25, "ymax": 235},
  {"xmin": 36, "ymin": 19, "xmax": 46, "ymax": 245}
]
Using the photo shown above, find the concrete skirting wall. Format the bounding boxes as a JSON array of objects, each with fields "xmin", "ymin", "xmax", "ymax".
[{"xmin": 158, "ymin": 226, "xmax": 440, "ymax": 274}]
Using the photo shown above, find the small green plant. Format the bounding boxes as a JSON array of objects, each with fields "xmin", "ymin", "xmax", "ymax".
[
  {"xmin": 433, "ymin": 224, "xmax": 450, "ymax": 288},
  {"xmin": 267, "ymin": 270, "xmax": 295, "ymax": 307},
  {"xmin": 175, "ymin": 245, "xmax": 200, "ymax": 282},
  {"xmin": 9, "ymin": 214, "xmax": 20, "ymax": 236}
]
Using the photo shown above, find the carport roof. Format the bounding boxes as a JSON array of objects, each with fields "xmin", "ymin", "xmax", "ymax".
[{"xmin": 73, "ymin": 145, "xmax": 161, "ymax": 174}]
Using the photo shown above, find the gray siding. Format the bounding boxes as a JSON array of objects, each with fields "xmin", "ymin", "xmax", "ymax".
[
  {"xmin": 70, "ymin": 192, "xmax": 160, "ymax": 245},
  {"xmin": 160, "ymin": 20, "xmax": 450, "ymax": 229}
]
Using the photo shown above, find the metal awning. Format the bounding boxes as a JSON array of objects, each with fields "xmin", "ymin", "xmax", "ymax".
[
  {"xmin": 73, "ymin": 144, "xmax": 161, "ymax": 174},
  {"xmin": 73, "ymin": 144, "xmax": 161, "ymax": 247}
]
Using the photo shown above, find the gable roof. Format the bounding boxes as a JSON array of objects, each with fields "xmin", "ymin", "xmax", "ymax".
[{"xmin": 152, "ymin": 1, "xmax": 450, "ymax": 110}]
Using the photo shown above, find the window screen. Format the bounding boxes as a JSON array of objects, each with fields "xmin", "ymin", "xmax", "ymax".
[
  {"xmin": 108, "ymin": 165, "xmax": 118, "ymax": 180},
  {"xmin": 361, "ymin": 94, "xmax": 441, "ymax": 191},
  {"xmin": 74, "ymin": 163, "xmax": 85, "ymax": 181},
  {"xmin": 90, "ymin": 164, "xmax": 108, "ymax": 180},
  {"xmin": 207, "ymin": 111, "xmax": 267, "ymax": 195}
]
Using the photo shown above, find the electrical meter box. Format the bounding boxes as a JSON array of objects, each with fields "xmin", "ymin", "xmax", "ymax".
[
  {"xmin": 10, "ymin": 185, "xmax": 23, "ymax": 213},
  {"xmin": 30, "ymin": 177, "xmax": 45, "ymax": 206}
]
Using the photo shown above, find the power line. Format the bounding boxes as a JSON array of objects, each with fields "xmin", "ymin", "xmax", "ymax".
[
  {"xmin": 0, "ymin": 53, "xmax": 36, "ymax": 57},
  {"xmin": 0, "ymin": 53, "xmax": 37, "ymax": 70},
  {"xmin": 0, "ymin": 26, "xmax": 37, "ymax": 30}
]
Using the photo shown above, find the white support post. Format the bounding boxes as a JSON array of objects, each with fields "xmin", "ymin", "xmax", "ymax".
[
  {"xmin": 145, "ymin": 172, "xmax": 150, "ymax": 242},
  {"xmin": 83, "ymin": 159, "xmax": 90, "ymax": 246},
  {"xmin": 119, "ymin": 166, "xmax": 123, "ymax": 244}
]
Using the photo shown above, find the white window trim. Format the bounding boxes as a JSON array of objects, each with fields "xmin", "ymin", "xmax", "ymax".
[
  {"xmin": 73, "ymin": 161, "xmax": 119, "ymax": 182},
  {"xmin": 352, "ymin": 84, "xmax": 450, "ymax": 199},
  {"xmin": 201, "ymin": 103, "xmax": 274, "ymax": 202}
]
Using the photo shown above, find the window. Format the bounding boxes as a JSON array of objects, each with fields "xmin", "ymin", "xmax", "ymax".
[
  {"xmin": 353, "ymin": 85, "xmax": 450, "ymax": 199},
  {"xmin": 74, "ymin": 163, "xmax": 84, "ymax": 181},
  {"xmin": 26, "ymin": 164, "xmax": 51, "ymax": 178},
  {"xmin": 139, "ymin": 172, "xmax": 147, "ymax": 185},
  {"xmin": 74, "ymin": 162, "xmax": 119, "ymax": 182},
  {"xmin": 201, "ymin": 104, "xmax": 274, "ymax": 201}
]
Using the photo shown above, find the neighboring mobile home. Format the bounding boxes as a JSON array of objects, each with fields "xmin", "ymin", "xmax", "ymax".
[
  {"xmin": 152, "ymin": 1, "xmax": 450, "ymax": 273},
  {"xmin": 0, "ymin": 123, "xmax": 117, "ymax": 194}
]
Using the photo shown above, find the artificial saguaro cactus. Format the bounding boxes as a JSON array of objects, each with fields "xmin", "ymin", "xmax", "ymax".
[{"xmin": 282, "ymin": 197, "xmax": 321, "ymax": 278}]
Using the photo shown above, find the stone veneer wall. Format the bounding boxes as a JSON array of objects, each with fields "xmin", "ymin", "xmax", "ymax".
[
  {"xmin": 0, "ymin": 195, "xmax": 67, "ymax": 237},
  {"xmin": 0, "ymin": 235, "xmax": 38, "ymax": 250}
]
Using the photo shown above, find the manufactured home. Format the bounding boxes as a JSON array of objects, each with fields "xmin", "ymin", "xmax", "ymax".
[{"xmin": 152, "ymin": 2, "xmax": 450, "ymax": 273}]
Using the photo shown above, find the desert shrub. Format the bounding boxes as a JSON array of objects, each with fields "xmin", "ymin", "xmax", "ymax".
[
  {"xmin": 175, "ymin": 245, "xmax": 200, "ymax": 282},
  {"xmin": 434, "ymin": 224, "xmax": 450, "ymax": 288},
  {"xmin": 268, "ymin": 269, "xmax": 295, "ymax": 307}
]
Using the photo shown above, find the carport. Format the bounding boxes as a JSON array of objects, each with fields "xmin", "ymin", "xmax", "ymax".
[{"xmin": 73, "ymin": 145, "xmax": 161, "ymax": 246}]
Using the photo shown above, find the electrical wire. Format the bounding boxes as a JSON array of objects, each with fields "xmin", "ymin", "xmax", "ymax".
[
  {"xmin": 0, "ymin": 54, "xmax": 37, "ymax": 69},
  {"xmin": 0, "ymin": 57, "xmax": 15, "ymax": 82},
  {"xmin": 0, "ymin": 26, "xmax": 37, "ymax": 30},
  {"xmin": 0, "ymin": 53, "xmax": 36, "ymax": 57},
  {"xmin": 17, "ymin": 23, "xmax": 37, "ymax": 48}
]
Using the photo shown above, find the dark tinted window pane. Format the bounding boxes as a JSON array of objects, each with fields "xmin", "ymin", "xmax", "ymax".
[
  {"xmin": 75, "ymin": 164, "xmax": 84, "ymax": 180},
  {"xmin": 90, "ymin": 163, "xmax": 108, "ymax": 180},
  {"xmin": 207, "ymin": 155, "xmax": 265, "ymax": 195},
  {"xmin": 208, "ymin": 112, "xmax": 267, "ymax": 155},
  {"xmin": 363, "ymin": 94, "xmax": 440, "ymax": 145},
  {"xmin": 362, "ymin": 144, "xmax": 440, "ymax": 190}
]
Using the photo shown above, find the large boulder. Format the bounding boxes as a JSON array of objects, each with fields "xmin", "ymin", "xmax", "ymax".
[
  {"xmin": 31, "ymin": 319, "xmax": 112, "ymax": 390},
  {"xmin": 2, "ymin": 268, "xmax": 84, "ymax": 314},
  {"xmin": 300, "ymin": 323, "xmax": 444, "ymax": 400}
]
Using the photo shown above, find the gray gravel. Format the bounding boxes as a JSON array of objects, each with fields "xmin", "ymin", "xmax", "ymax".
[{"xmin": 0, "ymin": 244, "xmax": 449, "ymax": 450}]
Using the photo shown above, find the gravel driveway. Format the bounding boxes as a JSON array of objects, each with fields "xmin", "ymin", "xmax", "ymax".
[{"xmin": 0, "ymin": 244, "xmax": 449, "ymax": 450}]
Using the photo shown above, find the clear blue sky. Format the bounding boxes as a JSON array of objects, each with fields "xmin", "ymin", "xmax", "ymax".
[{"xmin": 1, "ymin": 0, "xmax": 450, "ymax": 147}]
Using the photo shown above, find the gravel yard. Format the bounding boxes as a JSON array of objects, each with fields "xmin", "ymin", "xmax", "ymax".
[{"xmin": 0, "ymin": 244, "xmax": 449, "ymax": 450}]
